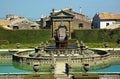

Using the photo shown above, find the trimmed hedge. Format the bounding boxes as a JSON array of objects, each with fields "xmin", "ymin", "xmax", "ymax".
[
  {"xmin": 0, "ymin": 27, "xmax": 51, "ymax": 44},
  {"xmin": 72, "ymin": 28, "xmax": 120, "ymax": 43},
  {"xmin": 0, "ymin": 26, "xmax": 120, "ymax": 44}
]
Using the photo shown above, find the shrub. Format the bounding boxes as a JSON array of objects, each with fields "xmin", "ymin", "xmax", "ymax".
[
  {"xmin": 72, "ymin": 28, "xmax": 120, "ymax": 43},
  {"xmin": 0, "ymin": 29, "xmax": 51, "ymax": 44},
  {"xmin": 0, "ymin": 40, "xmax": 9, "ymax": 45}
]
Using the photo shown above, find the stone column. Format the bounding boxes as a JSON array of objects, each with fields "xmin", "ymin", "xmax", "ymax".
[
  {"xmin": 51, "ymin": 51, "xmax": 55, "ymax": 65},
  {"xmin": 68, "ymin": 54, "xmax": 71, "ymax": 65},
  {"xmin": 52, "ymin": 21, "xmax": 57, "ymax": 38},
  {"xmin": 52, "ymin": 21, "xmax": 55, "ymax": 38},
  {"xmin": 65, "ymin": 50, "xmax": 68, "ymax": 56},
  {"xmin": 71, "ymin": 50, "xmax": 74, "ymax": 56},
  {"xmin": 68, "ymin": 21, "xmax": 72, "ymax": 39}
]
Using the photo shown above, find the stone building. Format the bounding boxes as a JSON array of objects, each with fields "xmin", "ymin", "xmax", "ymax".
[
  {"xmin": 6, "ymin": 14, "xmax": 19, "ymax": 21},
  {"xmin": 0, "ymin": 20, "xmax": 9, "ymax": 26},
  {"xmin": 92, "ymin": 12, "xmax": 120, "ymax": 29},
  {"xmin": 37, "ymin": 8, "xmax": 91, "ymax": 36},
  {"xmin": 6, "ymin": 14, "xmax": 39, "ymax": 29}
]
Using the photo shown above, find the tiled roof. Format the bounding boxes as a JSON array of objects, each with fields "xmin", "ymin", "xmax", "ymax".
[
  {"xmin": 0, "ymin": 20, "xmax": 9, "ymax": 25},
  {"xmin": 98, "ymin": 12, "xmax": 120, "ymax": 20}
]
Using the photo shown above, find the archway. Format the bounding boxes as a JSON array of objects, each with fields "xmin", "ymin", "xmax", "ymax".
[{"xmin": 13, "ymin": 26, "xmax": 19, "ymax": 29}]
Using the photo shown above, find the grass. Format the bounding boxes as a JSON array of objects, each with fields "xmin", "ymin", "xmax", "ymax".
[
  {"xmin": 85, "ymin": 42, "xmax": 120, "ymax": 48},
  {"xmin": 73, "ymin": 73, "xmax": 99, "ymax": 79},
  {"xmin": 0, "ymin": 43, "xmax": 39, "ymax": 49},
  {"xmin": 0, "ymin": 42, "xmax": 119, "ymax": 49},
  {"xmin": 24, "ymin": 74, "xmax": 54, "ymax": 79},
  {"xmin": 39, "ymin": 65, "xmax": 51, "ymax": 72}
]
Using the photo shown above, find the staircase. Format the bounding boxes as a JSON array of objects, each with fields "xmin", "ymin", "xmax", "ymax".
[
  {"xmin": 54, "ymin": 62, "xmax": 65, "ymax": 74},
  {"xmin": 55, "ymin": 74, "xmax": 70, "ymax": 79},
  {"xmin": 54, "ymin": 62, "xmax": 70, "ymax": 79}
]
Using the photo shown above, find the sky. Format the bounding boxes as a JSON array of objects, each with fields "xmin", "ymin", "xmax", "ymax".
[{"xmin": 0, "ymin": 0, "xmax": 120, "ymax": 20}]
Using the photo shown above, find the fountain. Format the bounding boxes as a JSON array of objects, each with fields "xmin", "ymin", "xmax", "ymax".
[
  {"xmin": 54, "ymin": 23, "xmax": 69, "ymax": 48},
  {"xmin": 12, "ymin": 22, "xmax": 110, "ymax": 73}
]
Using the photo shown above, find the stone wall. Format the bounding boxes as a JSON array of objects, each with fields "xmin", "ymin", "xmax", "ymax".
[{"xmin": 0, "ymin": 73, "xmax": 120, "ymax": 79}]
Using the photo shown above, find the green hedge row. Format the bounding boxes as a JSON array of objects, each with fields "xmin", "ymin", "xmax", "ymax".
[
  {"xmin": 72, "ymin": 28, "xmax": 120, "ymax": 43},
  {"xmin": 0, "ymin": 26, "xmax": 120, "ymax": 44},
  {"xmin": 0, "ymin": 27, "xmax": 51, "ymax": 44}
]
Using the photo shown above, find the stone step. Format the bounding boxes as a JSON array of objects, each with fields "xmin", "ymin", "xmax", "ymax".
[
  {"xmin": 55, "ymin": 75, "xmax": 70, "ymax": 79},
  {"xmin": 54, "ymin": 62, "xmax": 66, "ymax": 74},
  {"xmin": 56, "ymin": 77, "xmax": 70, "ymax": 79}
]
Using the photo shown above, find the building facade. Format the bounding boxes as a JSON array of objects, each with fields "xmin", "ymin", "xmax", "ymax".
[
  {"xmin": 38, "ymin": 8, "xmax": 91, "ymax": 36},
  {"xmin": 7, "ymin": 17, "xmax": 39, "ymax": 29},
  {"xmin": 92, "ymin": 12, "xmax": 120, "ymax": 29},
  {"xmin": 3, "ymin": 14, "xmax": 39, "ymax": 29}
]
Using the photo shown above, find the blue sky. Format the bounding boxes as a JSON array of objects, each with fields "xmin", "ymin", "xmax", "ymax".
[{"xmin": 0, "ymin": 0, "xmax": 120, "ymax": 20}]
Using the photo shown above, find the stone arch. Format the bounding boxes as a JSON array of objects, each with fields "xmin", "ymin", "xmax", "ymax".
[{"xmin": 13, "ymin": 26, "xmax": 19, "ymax": 29}]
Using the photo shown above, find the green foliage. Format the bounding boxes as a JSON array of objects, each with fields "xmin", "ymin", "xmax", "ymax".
[
  {"xmin": 72, "ymin": 28, "xmax": 120, "ymax": 43},
  {"xmin": 0, "ymin": 28, "xmax": 51, "ymax": 44},
  {"xmin": 0, "ymin": 26, "xmax": 120, "ymax": 48},
  {"xmin": 0, "ymin": 40, "xmax": 9, "ymax": 45}
]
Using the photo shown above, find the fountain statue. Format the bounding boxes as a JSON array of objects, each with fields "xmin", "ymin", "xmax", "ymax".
[
  {"xmin": 12, "ymin": 21, "xmax": 109, "ymax": 74},
  {"xmin": 54, "ymin": 22, "xmax": 69, "ymax": 48}
]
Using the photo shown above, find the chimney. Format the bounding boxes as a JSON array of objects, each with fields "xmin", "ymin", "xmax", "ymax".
[
  {"xmin": 80, "ymin": 7, "xmax": 82, "ymax": 14},
  {"xmin": 52, "ymin": 8, "xmax": 55, "ymax": 13}
]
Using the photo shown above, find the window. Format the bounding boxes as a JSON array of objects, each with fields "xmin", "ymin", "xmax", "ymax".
[
  {"xmin": 13, "ymin": 26, "xmax": 19, "ymax": 29},
  {"xmin": 31, "ymin": 26, "xmax": 36, "ymax": 29},
  {"xmin": 78, "ymin": 23, "xmax": 83, "ymax": 29},
  {"xmin": 7, "ymin": 25, "xmax": 10, "ymax": 27},
  {"xmin": 106, "ymin": 23, "xmax": 109, "ymax": 26}
]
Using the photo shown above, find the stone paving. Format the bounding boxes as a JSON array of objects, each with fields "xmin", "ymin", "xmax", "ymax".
[
  {"xmin": 54, "ymin": 62, "xmax": 70, "ymax": 79},
  {"xmin": 54, "ymin": 62, "xmax": 66, "ymax": 74}
]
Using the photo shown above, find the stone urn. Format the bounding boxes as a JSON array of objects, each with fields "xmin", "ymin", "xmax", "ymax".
[
  {"xmin": 83, "ymin": 64, "xmax": 89, "ymax": 72},
  {"xmin": 33, "ymin": 64, "xmax": 39, "ymax": 72}
]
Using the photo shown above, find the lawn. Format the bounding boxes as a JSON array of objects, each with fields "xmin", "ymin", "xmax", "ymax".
[
  {"xmin": 0, "ymin": 42, "xmax": 119, "ymax": 49},
  {"xmin": 24, "ymin": 74, "xmax": 54, "ymax": 79},
  {"xmin": 85, "ymin": 42, "xmax": 120, "ymax": 48},
  {"xmin": 0, "ymin": 43, "xmax": 39, "ymax": 49},
  {"xmin": 73, "ymin": 73, "xmax": 99, "ymax": 79}
]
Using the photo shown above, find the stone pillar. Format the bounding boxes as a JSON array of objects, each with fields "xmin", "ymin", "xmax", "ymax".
[
  {"xmin": 65, "ymin": 50, "xmax": 68, "ymax": 56},
  {"xmin": 56, "ymin": 51, "xmax": 59, "ymax": 56},
  {"xmin": 52, "ymin": 21, "xmax": 57, "ymax": 38},
  {"xmin": 52, "ymin": 21, "xmax": 54, "ymax": 38},
  {"xmin": 71, "ymin": 50, "xmax": 74, "ymax": 56},
  {"xmin": 68, "ymin": 21, "xmax": 72, "ymax": 39},
  {"xmin": 51, "ymin": 51, "xmax": 55, "ymax": 65},
  {"xmin": 68, "ymin": 54, "xmax": 71, "ymax": 65}
]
